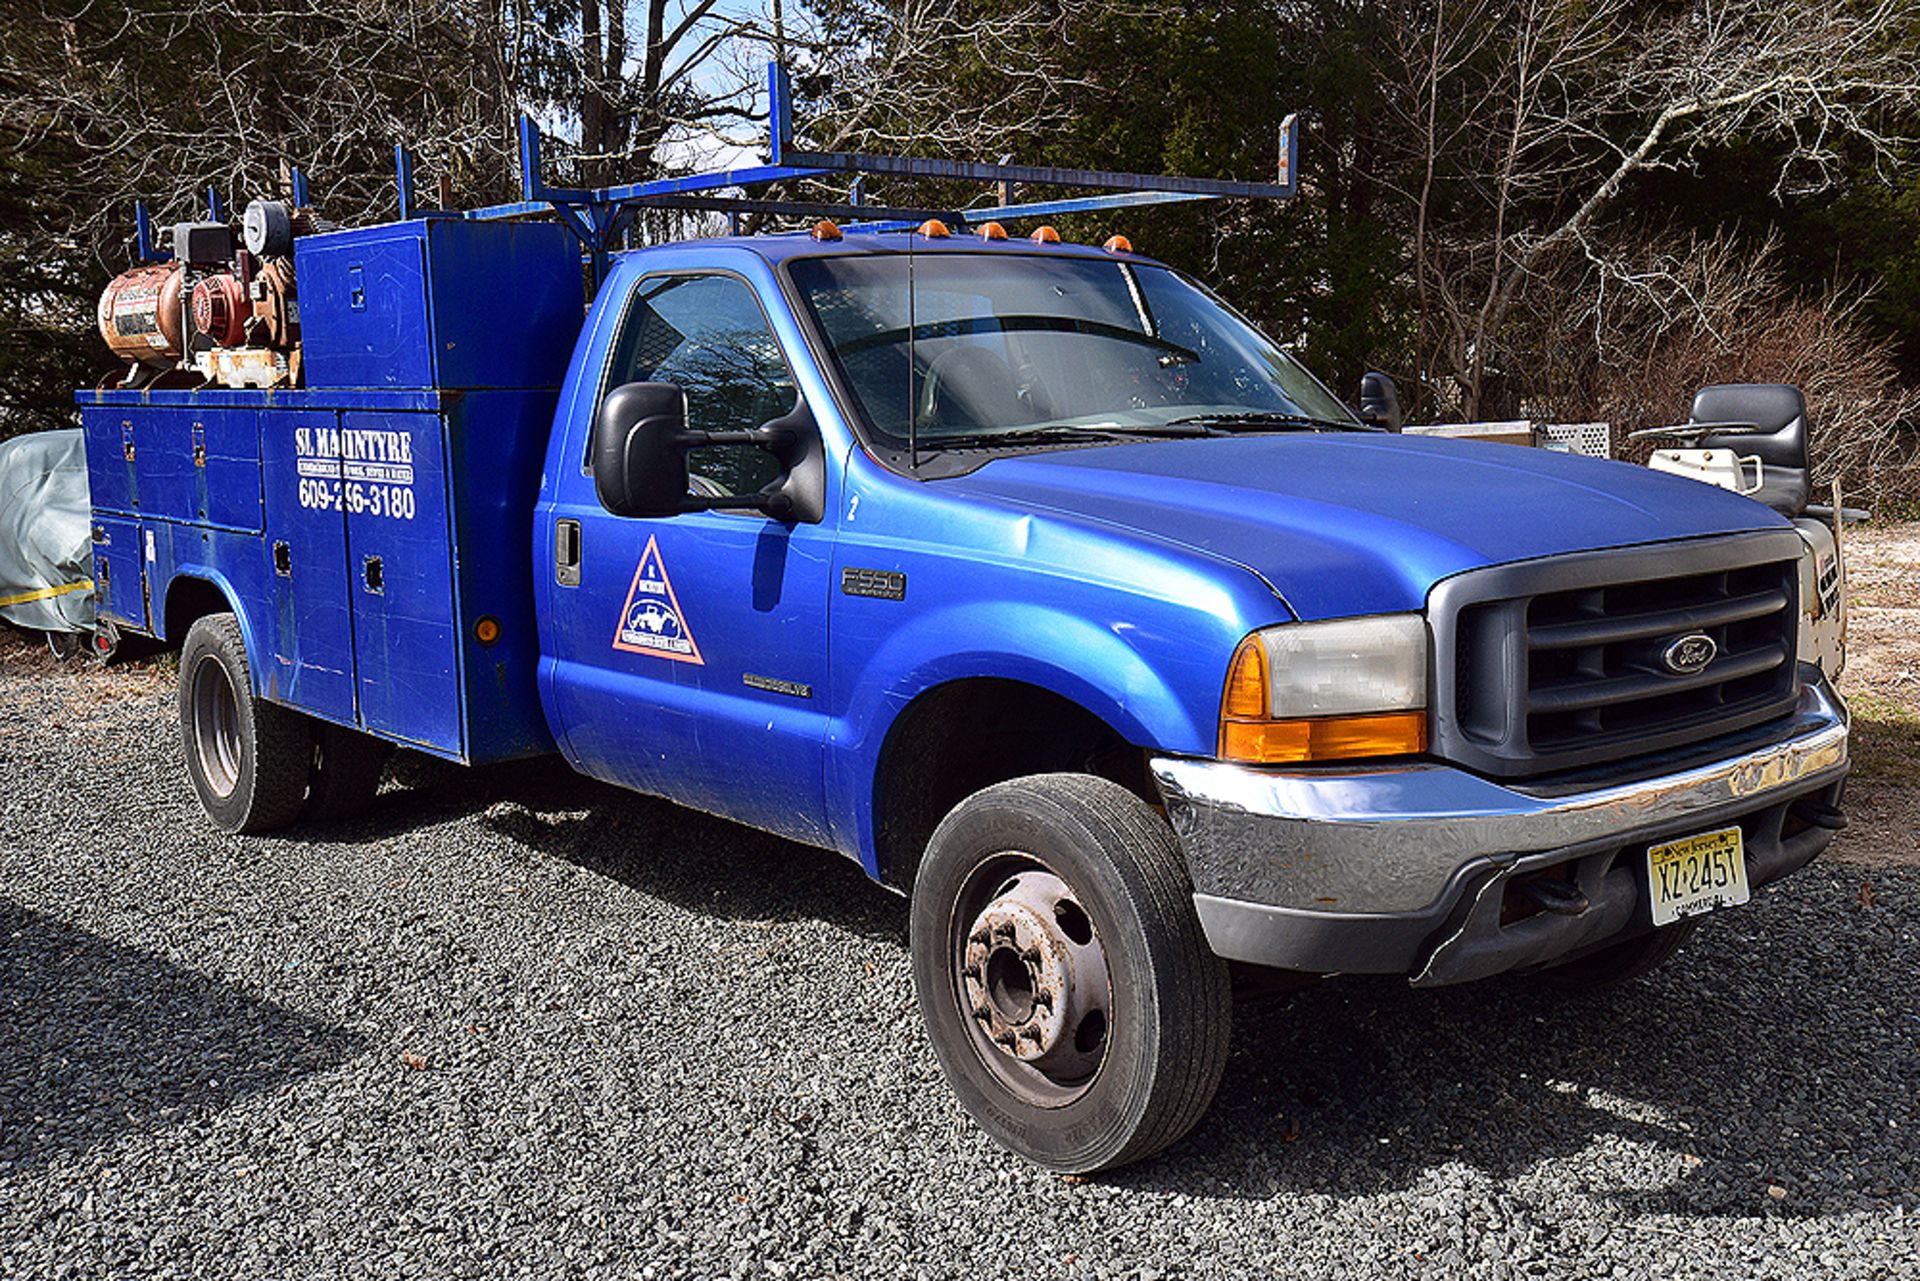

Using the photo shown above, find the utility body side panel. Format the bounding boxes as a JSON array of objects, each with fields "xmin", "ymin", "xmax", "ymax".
[
  {"xmin": 446, "ymin": 390, "xmax": 566, "ymax": 764},
  {"xmin": 83, "ymin": 387, "xmax": 561, "ymax": 765}
]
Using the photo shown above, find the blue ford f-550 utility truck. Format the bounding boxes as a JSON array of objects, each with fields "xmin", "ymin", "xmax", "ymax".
[{"xmin": 79, "ymin": 89, "xmax": 1849, "ymax": 1171}]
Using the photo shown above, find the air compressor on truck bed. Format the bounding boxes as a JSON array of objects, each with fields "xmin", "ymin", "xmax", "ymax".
[{"xmin": 80, "ymin": 70, "xmax": 1850, "ymax": 1173}]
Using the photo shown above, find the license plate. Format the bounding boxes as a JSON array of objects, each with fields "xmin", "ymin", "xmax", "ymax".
[{"xmin": 1647, "ymin": 825, "xmax": 1750, "ymax": 926}]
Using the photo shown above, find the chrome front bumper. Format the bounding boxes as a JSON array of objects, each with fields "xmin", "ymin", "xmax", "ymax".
[{"xmin": 1150, "ymin": 673, "xmax": 1849, "ymax": 982}]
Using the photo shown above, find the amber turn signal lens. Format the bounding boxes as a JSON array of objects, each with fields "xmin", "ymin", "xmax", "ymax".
[
  {"xmin": 475, "ymin": 616, "xmax": 502, "ymax": 646},
  {"xmin": 1031, "ymin": 225, "xmax": 1062, "ymax": 244},
  {"xmin": 1222, "ymin": 634, "xmax": 1269, "ymax": 719},
  {"xmin": 1219, "ymin": 711, "xmax": 1427, "ymax": 765},
  {"xmin": 917, "ymin": 219, "xmax": 951, "ymax": 239}
]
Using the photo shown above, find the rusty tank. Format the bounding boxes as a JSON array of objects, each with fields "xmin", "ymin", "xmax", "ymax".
[{"xmin": 97, "ymin": 263, "xmax": 186, "ymax": 367}]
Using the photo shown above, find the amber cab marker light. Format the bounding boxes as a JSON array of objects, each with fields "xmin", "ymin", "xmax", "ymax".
[
  {"xmin": 1031, "ymin": 225, "xmax": 1062, "ymax": 244},
  {"xmin": 979, "ymin": 221, "xmax": 1009, "ymax": 241},
  {"xmin": 810, "ymin": 219, "xmax": 843, "ymax": 242},
  {"xmin": 917, "ymin": 219, "xmax": 951, "ymax": 239},
  {"xmin": 1103, "ymin": 234, "xmax": 1133, "ymax": 254},
  {"xmin": 474, "ymin": 616, "xmax": 502, "ymax": 646}
]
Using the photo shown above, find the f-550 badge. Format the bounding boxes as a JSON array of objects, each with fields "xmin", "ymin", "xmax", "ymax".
[{"xmin": 612, "ymin": 536, "xmax": 704, "ymax": 664}]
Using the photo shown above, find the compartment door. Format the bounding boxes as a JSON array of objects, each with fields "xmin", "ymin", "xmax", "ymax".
[
  {"xmin": 341, "ymin": 410, "xmax": 462, "ymax": 754},
  {"xmin": 200, "ymin": 407, "xmax": 263, "ymax": 531},
  {"xmin": 89, "ymin": 516, "xmax": 148, "ymax": 632},
  {"xmin": 258, "ymin": 408, "xmax": 356, "ymax": 720},
  {"xmin": 131, "ymin": 409, "xmax": 196, "ymax": 522},
  {"xmin": 298, "ymin": 230, "xmax": 433, "ymax": 389},
  {"xmin": 80, "ymin": 407, "xmax": 135, "ymax": 514}
]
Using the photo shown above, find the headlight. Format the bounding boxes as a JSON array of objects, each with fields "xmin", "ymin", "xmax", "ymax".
[{"xmin": 1219, "ymin": 614, "xmax": 1429, "ymax": 764}]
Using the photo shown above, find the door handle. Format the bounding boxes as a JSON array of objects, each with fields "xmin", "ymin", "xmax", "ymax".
[
  {"xmin": 555, "ymin": 518, "xmax": 581, "ymax": 587},
  {"xmin": 362, "ymin": 554, "xmax": 384, "ymax": 594}
]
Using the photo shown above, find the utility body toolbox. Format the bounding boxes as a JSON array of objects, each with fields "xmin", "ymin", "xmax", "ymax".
[{"xmin": 78, "ymin": 218, "xmax": 583, "ymax": 762}]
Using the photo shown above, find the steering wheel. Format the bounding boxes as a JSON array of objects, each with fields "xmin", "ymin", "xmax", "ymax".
[{"xmin": 916, "ymin": 345, "xmax": 1025, "ymax": 430}]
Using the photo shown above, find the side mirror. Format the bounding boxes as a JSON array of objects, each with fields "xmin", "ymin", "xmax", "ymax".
[
  {"xmin": 591, "ymin": 382, "xmax": 825, "ymax": 522},
  {"xmin": 1358, "ymin": 371, "xmax": 1405, "ymax": 432},
  {"xmin": 594, "ymin": 382, "xmax": 697, "ymax": 518}
]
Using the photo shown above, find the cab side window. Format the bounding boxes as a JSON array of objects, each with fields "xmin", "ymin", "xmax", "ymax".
[{"xmin": 602, "ymin": 273, "xmax": 797, "ymax": 496}]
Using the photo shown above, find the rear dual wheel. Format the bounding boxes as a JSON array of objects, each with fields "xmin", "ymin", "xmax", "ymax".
[
  {"xmin": 179, "ymin": 614, "xmax": 311, "ymax": 834},
  {"xmin": 911, "ymin": 774, "xmax": 1232, "ymax": 1173},
  {"xmin": 304, "ymin": 719, "xmax": 393, "ymax": 823},
  {"xmin": 178, "ymin": 612, "xmax": 391, "ymax": 832}
]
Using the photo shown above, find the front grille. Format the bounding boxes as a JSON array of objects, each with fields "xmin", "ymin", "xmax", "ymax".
[{"xmin": 1430, "ymin": 532, "xmax": 1803, "ymax": 778}]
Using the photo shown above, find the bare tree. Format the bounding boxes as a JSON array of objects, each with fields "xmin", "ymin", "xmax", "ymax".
[
  {"xmin": 1384, "ymin": 0, "xmax": 1920, "ymax": 420},
  {"xmin": 1526, "ymin": 229, "xmax": 1920, "ymax": 502}
]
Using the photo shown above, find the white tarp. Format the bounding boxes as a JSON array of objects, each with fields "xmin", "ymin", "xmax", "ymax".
[{"xmin": 0, "ymin": 429, "xmax": 94, "ymax": 633}]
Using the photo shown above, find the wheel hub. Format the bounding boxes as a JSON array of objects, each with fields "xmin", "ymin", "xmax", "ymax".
[
  {"xmin": 961, "ymin": 869, "xmax": 1109, "ymax": 1080},
  {"xmin": 190, "ymin": 655, "xmax": 242, "ymax": 799}
]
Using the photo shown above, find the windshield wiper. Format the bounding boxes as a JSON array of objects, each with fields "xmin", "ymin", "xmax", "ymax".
[
  {"xmin": 1168, "ymin": 411, "xmax": 1378, "ymax": 433},
  {"xmin": 840, "ymin": 315, "xmax": 1200, "ymax": 366},
  {"xmin": 927, "ymin": 422, "xmax": 1211, "ymax": 451}
]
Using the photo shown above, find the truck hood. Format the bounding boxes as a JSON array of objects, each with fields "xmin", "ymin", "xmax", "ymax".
[{"xmin": 945, "ymin": 433, "xmax": 1791, "ymax": 620}]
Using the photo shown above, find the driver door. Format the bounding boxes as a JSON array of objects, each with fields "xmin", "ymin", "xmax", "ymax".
[{"xmin": 543, "ymin": 271, "xmax": 837, "ymax": 848}]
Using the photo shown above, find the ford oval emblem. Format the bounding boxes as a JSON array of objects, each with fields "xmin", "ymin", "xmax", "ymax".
[{"xmin": 1662, "ymin": 633, "xmax": 1717, "ymax": 675}]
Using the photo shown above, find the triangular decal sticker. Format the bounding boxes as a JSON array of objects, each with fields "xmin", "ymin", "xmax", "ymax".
[{"xmin": 610, "ymin": 535, "xmax": 704, "ymax": 665}]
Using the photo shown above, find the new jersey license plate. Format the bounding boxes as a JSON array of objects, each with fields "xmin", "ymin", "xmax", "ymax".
[{"xmin": 1647, "ymin": 825, "xmax": 1750, "ymax": 926}]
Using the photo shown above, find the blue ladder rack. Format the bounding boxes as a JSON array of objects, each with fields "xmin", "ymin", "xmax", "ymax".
[{"xmin": 133, "ymin": 63, "xmax": 1299, "ymax": 285}]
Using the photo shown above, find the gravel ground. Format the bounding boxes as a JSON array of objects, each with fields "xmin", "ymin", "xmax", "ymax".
[{"xmin": 4, "ymin": 614, "xmax": 1919, "ymax": 1279}]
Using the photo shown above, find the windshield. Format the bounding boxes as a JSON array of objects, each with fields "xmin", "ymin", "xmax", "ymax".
[{"xmin": 786, "ymin": 252, "xmax": 1355, "ymax": 454}]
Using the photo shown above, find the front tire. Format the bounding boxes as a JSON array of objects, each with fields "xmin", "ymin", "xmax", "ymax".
[
  {"xmin": 910, "ymin": 774, "xmax": 1231, "ymax": 1173},
  {"xmin": 178, "ymin": 613, "xmax": 310, "ymax": 834}
]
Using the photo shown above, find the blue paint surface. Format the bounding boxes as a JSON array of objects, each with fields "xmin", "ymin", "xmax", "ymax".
[{"xmin": 948, "ymin": 431, "xmax": 1791, "ymax": 621}]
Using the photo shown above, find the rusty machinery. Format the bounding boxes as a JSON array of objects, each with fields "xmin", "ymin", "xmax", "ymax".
[{"xmin": 97, "ymin": 199, "xmax": 311, "ymax": 391}]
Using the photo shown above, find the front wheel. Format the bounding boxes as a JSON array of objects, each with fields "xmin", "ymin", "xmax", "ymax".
[
  {"xmin": 178, "ymin": 613, "xmax": 311, "ymax": 834},
  {"xmin": 910, "ymin": 774, "xmax": 1232, "ymax": 1173}
]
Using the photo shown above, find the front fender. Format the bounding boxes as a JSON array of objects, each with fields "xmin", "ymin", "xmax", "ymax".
[{"xmin": 825, "ymin": 597, "xmax": 1225, "ymax": 874}]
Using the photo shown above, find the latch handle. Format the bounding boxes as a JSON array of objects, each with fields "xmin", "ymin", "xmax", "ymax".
[{"xmin": 555, "ymin": 518, "xmax": 581, "ymax": 587}]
